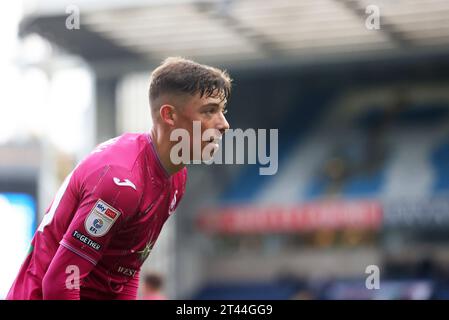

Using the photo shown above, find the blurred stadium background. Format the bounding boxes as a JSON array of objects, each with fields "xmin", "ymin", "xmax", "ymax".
[{"xmin": 2, "ymin": 0, "xmax": 449, "ymax": 299}]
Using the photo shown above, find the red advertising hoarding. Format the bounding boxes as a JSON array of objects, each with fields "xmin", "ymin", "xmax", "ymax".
[{"xmin": 197, "ymin": 200, "xmax": 383, "ymax": 234}]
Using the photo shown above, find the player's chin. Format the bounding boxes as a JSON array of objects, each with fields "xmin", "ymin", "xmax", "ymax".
[{"xmin": 200, "ymin": 142, "xmax": 220, "ymax": 163}]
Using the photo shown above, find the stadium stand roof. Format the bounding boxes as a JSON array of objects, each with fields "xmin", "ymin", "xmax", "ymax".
[{"xmin": 18, "ymin": 0, "xmax": 449, "ymax": 73}]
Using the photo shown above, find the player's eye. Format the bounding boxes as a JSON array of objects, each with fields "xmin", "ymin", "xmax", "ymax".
[{"xmin": 203, "ymin": 108, "xmax": 215, "ymax": 115}]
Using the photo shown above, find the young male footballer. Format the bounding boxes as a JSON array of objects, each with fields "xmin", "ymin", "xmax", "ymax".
[{"xmin": 7, "ymin": 57, "xmax": 231, "ymax": 300}]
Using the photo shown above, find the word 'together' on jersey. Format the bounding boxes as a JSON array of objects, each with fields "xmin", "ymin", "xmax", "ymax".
[{"xmin": 7, "ymin": 133, "xmax": 187, "ymax": 300}]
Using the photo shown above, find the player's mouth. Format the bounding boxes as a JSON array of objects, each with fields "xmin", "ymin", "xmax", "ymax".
[{"xmin": 207, "ymin": 135, "xmax": 222, "ymax": 148}]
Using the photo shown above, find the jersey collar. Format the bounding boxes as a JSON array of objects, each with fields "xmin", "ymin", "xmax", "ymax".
[{"xmin": 146, "ymin": 133, "xmax": 170, "ymax": 179}]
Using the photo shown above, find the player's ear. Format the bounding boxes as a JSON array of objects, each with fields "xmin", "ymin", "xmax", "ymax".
[{"xmin": 159, "ymin": 104, "xmax": 176, "ymax": 126}]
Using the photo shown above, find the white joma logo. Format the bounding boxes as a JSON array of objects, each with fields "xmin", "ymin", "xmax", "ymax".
[{"xmin": 113, "ymin": 177, "xmax": 136, "ymax": 190}]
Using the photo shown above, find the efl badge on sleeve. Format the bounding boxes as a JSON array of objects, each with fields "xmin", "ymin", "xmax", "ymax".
[{"xmin": 85, "ymin": 199, "xmax": 121, "ymax": 237}]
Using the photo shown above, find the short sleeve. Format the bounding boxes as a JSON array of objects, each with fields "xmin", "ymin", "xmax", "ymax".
[{"xmin": 60, "ymin": 165, "xmax": 140, "ymax": 265}]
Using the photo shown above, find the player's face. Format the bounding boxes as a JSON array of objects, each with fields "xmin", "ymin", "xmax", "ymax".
[{"xmin": 176, "ymin": 92, "xmax": 230, "ymax": 161}]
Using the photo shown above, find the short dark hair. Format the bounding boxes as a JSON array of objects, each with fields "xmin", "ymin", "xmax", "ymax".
[{"xmin": 149, "ymin": 57, "xmax": 232, "ymax": 108}]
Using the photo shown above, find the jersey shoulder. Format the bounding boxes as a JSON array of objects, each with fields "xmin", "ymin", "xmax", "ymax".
[
  {"xmin": 87, "ymin": 133, "xmax": 147, "ymax": 171},
  {"xmin": 73, "ymin": 133, "xmax": 147, "ymax": 216}
]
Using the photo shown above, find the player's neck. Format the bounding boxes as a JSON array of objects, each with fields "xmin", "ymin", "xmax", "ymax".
[{"xmin": 149, "ymin": 128, "xmax": 186, "ymax": 176}]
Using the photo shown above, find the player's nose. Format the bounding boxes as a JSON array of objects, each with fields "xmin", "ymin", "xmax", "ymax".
[{"xmin": 217, "ymin": 112, "xmax": 230, "ymax": 136}]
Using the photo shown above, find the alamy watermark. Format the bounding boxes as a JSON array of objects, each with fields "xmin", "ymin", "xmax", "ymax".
[
  {"xmin": 365, "ymin": 5, "xmax": 380, "ymax": 30},
  {"xmin": 170, "ymin": 121, "xmax": 278, "ymax": 175},
  {"xmin": 66, "ymin": 5, "xmax": 80, "ymax": 30},
  {"xmin": 65, "ymin": 264, "xmax": 80, "ymax": 290},
  {"xmin": 365, "ymin": 264, "xmax": 380, "ymax": 290}
]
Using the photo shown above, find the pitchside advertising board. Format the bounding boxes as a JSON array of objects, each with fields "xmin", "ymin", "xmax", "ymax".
[
  {"xmin": 0, "ymin": 193, "xmax": 36, "ymax": 299},
  {"xmin": 197, "ymin": 197, "xmax": 449, "ymax": 234}
]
